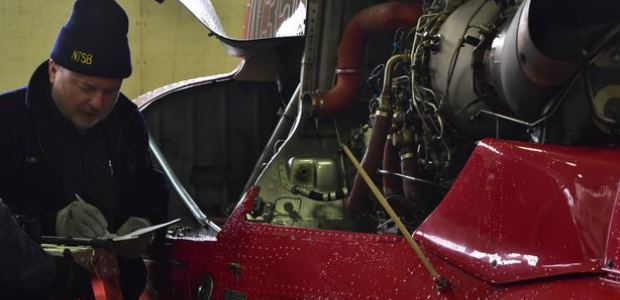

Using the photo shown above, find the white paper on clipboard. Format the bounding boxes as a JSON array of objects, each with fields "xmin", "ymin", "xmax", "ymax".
[{"xmin": 112, "ymin": 218, "xmax": 181, "ymax": 241}]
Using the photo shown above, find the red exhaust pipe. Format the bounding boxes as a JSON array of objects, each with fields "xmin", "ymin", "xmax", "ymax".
[{"xmin": 312, "ymin": 1, "xmax": 423, "ymax": 117}]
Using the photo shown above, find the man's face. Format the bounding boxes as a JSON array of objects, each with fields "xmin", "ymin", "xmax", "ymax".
[{"xmin": 48, "ymin": 59, "xmax": 122, "ymax": 130}]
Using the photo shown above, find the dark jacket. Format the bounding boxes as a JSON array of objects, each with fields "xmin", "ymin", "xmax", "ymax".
[
  {"xmin": 0, "ymin": 199, "xmax": 55, "ymax": 290},
  {"xmin": 0, "ymin": 61, "xmax": 168, "ymax": 235}
]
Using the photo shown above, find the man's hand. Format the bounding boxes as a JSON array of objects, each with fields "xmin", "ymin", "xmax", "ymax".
[
  {"xmin": 115, "ymin": 217, "xmax": 153, "ymax": 258},
  {"xmin": 56, "ymin": 200, "xmax": 108, "ymax": 238},
  {"xmin": 117, "ymin": 216, "xmax": 151, "ymax": 236}
]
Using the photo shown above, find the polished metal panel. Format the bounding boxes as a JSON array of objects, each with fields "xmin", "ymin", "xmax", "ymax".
[{"xmin": 286, "ymin": 157, "xmax": 339, "ymax": 192}]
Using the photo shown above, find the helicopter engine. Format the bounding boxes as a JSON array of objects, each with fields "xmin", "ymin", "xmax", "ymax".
[{"xmin": 338, "ymin": 0, "xmax": 620, "ymax": 226}]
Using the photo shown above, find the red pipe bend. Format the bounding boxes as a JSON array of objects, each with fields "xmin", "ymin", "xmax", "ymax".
[{"xmin": 314, "ymin": 1, "xmax": 423, "ymax": 117}]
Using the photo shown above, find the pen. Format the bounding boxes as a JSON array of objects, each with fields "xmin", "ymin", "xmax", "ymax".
[
  {"xmin": 75, "ymin": 193, "xmax": 87, "ymax": 203},
  {"xmin": 75, "ymin": 193, "xmax": 112, "ymax": 237},
  {"xmin": 108, "ymin": 160, "xmax": 114, "ymax": 176}
]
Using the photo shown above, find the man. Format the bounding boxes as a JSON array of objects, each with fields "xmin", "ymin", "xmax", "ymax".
[{"xmin": 0, "ymin": 0, "xmax": 168, "ymax": 298}]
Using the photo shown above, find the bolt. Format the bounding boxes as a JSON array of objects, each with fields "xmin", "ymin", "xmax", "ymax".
[
  {"xmin": 606, "ymin": 259, "xmax": 614, "ymax": 268},
  {"xmin": 295, "ymin": 166, "xmax": 310, "ymax": 181},
  {"xmin": 435, "ymin": 277, "xmax": 451, "ymax": 292},
  {"xmin": 227, "ymin": 262, "xmax": 243, "ymax": 282}
]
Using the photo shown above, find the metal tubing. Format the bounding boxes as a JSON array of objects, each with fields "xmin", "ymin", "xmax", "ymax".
[
  {"xmin": 243, "ymin": 84, "xmax": 300, "ymax": 192},
  {"xmin": 378, "ymin": 169, "xmax": 445, "ymax": 188},
  {"xmin": 149, "ymin": 138, "xmax": 221, "ymax": 233}
]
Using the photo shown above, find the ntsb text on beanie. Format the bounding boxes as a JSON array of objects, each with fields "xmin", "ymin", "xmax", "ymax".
[{"xmin": 51, "ymin": 0, "xmax": 132, "ymax": 79}]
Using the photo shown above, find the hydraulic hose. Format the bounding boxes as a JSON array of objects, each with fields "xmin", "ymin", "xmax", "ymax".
[
  {"xmin": 382, "ymin": 134, "xmax": 403, "ymax": 196},
  {"xmin": 347, "ymin": 54, "xmax": 408, "ymax": 213},
  {"xmin": 347, "ymin": 112, "xmax": 392, "ymax": 212}
]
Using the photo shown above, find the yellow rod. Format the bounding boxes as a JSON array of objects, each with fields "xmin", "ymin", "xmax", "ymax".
[{"xmin": 341, "ymin": 144, "xmax": 441, "ymax": 280}]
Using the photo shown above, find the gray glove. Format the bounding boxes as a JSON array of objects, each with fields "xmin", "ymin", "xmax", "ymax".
[
  {"xmin": 117, "ymin": 216, "xmax": 151, "ymax": 236},
  {"xmin": 115, "ymin": 217, "xmax": 153, "ymax": 258},
  {"xmin": 55, "ymin": 201, "xmax": 108, "ymax": 238}
]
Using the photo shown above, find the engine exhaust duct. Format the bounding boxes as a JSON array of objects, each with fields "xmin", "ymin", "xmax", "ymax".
[
  {"xmin": 311, "ymin": 1, "xmax": 422, "ymax": 117},
  {"xmin": 485, "ymin": 0, "xmax": 579, "ymax": 121}
]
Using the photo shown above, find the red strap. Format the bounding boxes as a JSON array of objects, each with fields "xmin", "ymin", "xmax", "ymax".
[{"xmin": 91, "ymin": 276, "xmax": 124, "ymax": 300}]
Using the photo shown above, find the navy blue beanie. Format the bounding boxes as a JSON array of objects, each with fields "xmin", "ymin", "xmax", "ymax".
[{"xmin": 51, "ymin": 0, "xmax": 131, "ymax": 78}]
